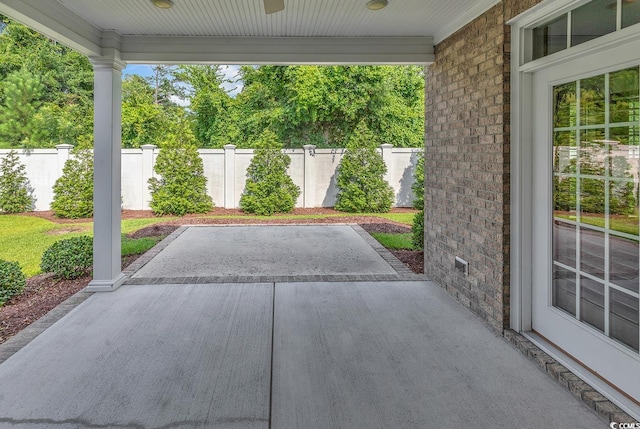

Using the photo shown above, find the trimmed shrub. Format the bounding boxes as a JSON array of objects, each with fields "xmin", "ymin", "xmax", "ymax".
[
  {"xmin": 40, "ymin": 236, "xmax": 93, "ymax": 279},
  {"xmin": 412, "ymin": 210, "xmax": 424, "ymax": 250},
  {"xmin": 0, "ymin": 150, "xmax": 36, "ymax": 213},
  {"xmin": 412, "ymin": 150, "xmax": 424, "ymax": 210},
  {"xmin": 148, "ymin": 141, "xmax": 213, "ymax": 216},
  {"xmin": 334, "ymin": 122, "xmax": 394, "ymax": 213},
  {"xmin": 240, "ymin": 130, "xmax": 301, "ymax": 216},
  {"xmin": 51, "ymin": 149, "xmax": 93, "ymax": 218},
  {"xmin": 0, "ymin": 260, "xmax": 26, "ymax": 306}
]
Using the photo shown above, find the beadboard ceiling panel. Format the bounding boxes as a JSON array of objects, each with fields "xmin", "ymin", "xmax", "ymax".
[
  {"xmin": 0, "ymin": 0, "xmax": 500, "ymax": 62},
  {"xmin": 56, "ymin": 0, "xmax": 498, "ymax": 40}
]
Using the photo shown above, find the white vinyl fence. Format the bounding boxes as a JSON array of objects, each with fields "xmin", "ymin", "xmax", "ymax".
[{"xmin": 0, "ymin": 144, "xmax": 421, "ymax": 211}]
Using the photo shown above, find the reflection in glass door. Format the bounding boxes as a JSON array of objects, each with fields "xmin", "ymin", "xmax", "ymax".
[{"xmin": 553, "ymin": 67, "xmax": 640, "ymax": 353}]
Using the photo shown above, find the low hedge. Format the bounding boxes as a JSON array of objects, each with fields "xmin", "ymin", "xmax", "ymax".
[{"xmin": 40, "ymin": 236, "xmax": 93, "ymax": 279}]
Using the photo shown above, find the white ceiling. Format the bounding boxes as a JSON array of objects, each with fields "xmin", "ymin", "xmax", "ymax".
[
  {"xmin": 0, "ymin": 0, "xmax": 501, "ymax": 64},
  {"xmin": 56, "ymin": 0, "xmax": 496, "ymax": 39}
]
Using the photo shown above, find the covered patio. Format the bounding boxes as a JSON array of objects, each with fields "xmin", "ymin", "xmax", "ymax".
[
  {"xmin": 0, "ymin": 225, "xmax": 604, "ymax": 428},
  {"xmin": 1, "ymin": 0, "xmax": 639, "ymax": 424}
]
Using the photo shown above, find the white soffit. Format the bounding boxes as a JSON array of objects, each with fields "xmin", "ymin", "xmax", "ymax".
[{"xmin": 0, "ymin": 0, "xmax": 501, "ymax": 63}]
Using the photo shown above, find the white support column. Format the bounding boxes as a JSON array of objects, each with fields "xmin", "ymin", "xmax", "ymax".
[
  {"xmin": 224, "ymin": 144, "xmax": 236, "ymax": 209},
  {"xmin": 141, "ymin": 144, "xmax": 156, "ymax": 210},
  {"xmin": 55, "ymin": 144, "xmax": 73, "ymax": 177},
  {"xmin": 303, "ymin": 144, "xmax": 316, "ymax": 208},
  {"xmin": 87, "ymin": 54, "xmax": 127, "ymax": 292},
  {"xmin": 380, "ymin": 143, "xmax": 394, "ymax": 184}
]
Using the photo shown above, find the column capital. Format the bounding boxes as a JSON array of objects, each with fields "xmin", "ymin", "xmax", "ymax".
[{"xmin": 90, "ymin": 53, "xmax": 127, "ymax": 71}]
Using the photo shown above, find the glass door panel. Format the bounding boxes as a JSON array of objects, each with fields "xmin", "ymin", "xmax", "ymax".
[{"xmin": 552, "ymin": 67, "xmax": 640, "ymax": 354}]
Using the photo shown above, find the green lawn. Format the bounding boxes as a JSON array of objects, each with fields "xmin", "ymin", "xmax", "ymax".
[
  {"xmin": 0, "ymin": 210, "xmax": 417, "ymax": 277},
  {"xmin": 0, "ymin": 215, "xmax": 172, "ymax": 276},
  {"xmin": 370, "ymin": 232, "xmax": 414, "ymax": 250}
]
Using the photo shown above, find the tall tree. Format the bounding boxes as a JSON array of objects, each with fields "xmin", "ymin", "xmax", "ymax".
[
  {"xmin": 175, "ymin": 65, "xmax": 234, "ymax": 147},
  {"xmin": 0, "ymin": 69, "xmax": 44, "ymax": 147},
  {"xmin": 0, "ymin": 16, "xmax": 94, "ymax": 147}
]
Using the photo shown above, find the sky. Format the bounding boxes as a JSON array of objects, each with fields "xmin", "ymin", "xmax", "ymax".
[{"xmin": 122, "ymin": 64, "xmax": 244, "ymax": 99}]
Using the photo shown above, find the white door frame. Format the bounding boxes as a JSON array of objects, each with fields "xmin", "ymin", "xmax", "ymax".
[{"xmin": 510, "ymin": 0, "xmax": 640, "ymax": 418}]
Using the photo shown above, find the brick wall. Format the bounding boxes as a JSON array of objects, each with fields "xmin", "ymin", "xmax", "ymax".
[{"xmin": 424, "ymin": 0, "xmax": 542, "ymax": 332}]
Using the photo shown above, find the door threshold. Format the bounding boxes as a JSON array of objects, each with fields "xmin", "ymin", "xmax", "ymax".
[{"xmin": 523, "ymin": 331, "xmax": 640, "ymax": 421}]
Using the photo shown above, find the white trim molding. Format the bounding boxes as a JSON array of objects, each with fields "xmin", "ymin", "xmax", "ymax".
[
  {"xmin": 0, "ymin": 0, "xmax": 102, "ymax": 56},
  {"xmin": 433, "ymin": 0, "xmax": 501, "ymax": 44},
  {"xmin": 120, "ymin": 36, "xmax": 434, "ymax": 65}
]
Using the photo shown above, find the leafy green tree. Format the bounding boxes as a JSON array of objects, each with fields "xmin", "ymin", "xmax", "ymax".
[
  {"xmin": 122, "ymin": 75, "xmax": 167, "ymax": 148},
  {"xmin": 148, "ymin": 141, "xmax": 213, "ymax": 216},
  {"xmin": 0, "ymin": 69, "xmax": 44, "ymax": 147},
  {"xmin": 0, "ymin": 150, "xmax": 35, "ymax": 213},
  {"xmin": 51, "ymin": 149, "xmax": 94, "ymax": 218},
  {"xmin": 233, "ymin": 65, "xmax": 424, "ymax": 148},
  {"xmin": 175, "ymin": 65, "xmax": 234, "ymax": 147},
  {"xmin": 334, "ymin": 122, "xmax": 394, "ymax": 213},
  {"xmin": 121, "ymin": 74, "xmax": 193, "ymax": 148},
  {"xmin": 0, "ymin": 16, "xmax": 94, "ymax": 148},
  {"xmin": 148, "ymin": 65, "xmax": 185, "ymax": 107},
  {"xmin": 239, "ymin": 129, "xmax": 300, "ymax": 215}
]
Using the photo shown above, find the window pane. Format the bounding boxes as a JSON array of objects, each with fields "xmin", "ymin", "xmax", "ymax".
[
  {"xmin": 571, "ymin": 0, "xmax": 617, "ymax": 47},
  {"xmin": 553, "ymin": 266, "xmax": 577, "ymax": 316},
  {"xmin": 622, "ymin": 0, "xmax": 640, "ymax": 28},
  {"xmin": 554, "ymin": 131, "xmax": 577, "ymax": 173},
  {"xmin": 580, "ymin": 227, "xmax": 605, "ymax": 279},
  {"xmin": 554, "ymin": 221, "xmax": 577, "ymax": 268},
  {"xmin": 610, "ymin": 67, "xmax": 640, "ymax": 124},
  {"xmin": 610, "ymin": 235, "xmax": 639, "ymax": 293},
  {"xmin": 610, "ymin": 126, "xmax": 639, "ymax": 147},
  {"xmin": 609, "ymin": 179, "xmax": 637, "ymax": 218},
  {"xmin": 580, "ymin": 76, "xmax": 606, "ymax": 126},
  {"xmin": 580, "ymin": 277, "xmax": 605, "ymax": 332},
  {"xmin": 554, "ymin": 81, "xmax": 577, "ymax": 128},
  {"xmin": 533, "ymin": 14, "xmax": 568, "ymax": 60},
  {"xmin": 610, "ymin": 289, "xmax": 639, "ymax": 352}
]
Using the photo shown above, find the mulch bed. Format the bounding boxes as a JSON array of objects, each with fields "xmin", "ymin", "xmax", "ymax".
[{"xmin": 1, "ymin": 208, "xmax": 423, "ymax": 346}]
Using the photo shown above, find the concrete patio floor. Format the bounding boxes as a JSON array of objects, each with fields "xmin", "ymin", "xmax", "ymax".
[{"xmin": 0, "ymin": 226, "xmax": 606, "ymax": 428}]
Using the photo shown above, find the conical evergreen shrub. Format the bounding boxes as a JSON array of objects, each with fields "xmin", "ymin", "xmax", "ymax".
[
  {"xmin": 148, "ymin": 141, "xmax": 213, "ymax": 216},
  {"xmin": 0, "ymin": 150, "xmax": 35, "ymax": 213},
  {"xmin": 240, "ymin": 130, "xmax": 300, "ymax": 216},
  {"xmin": 334, "ymin": 122, "xmax": 394, "ymax": 213}
]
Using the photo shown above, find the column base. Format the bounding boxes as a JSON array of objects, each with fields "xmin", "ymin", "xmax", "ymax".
[{"xmin": 86, "ymin": 273, "xmax": 127, "ymax": 292}]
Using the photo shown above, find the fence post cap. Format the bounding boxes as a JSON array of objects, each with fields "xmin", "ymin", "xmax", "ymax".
[{"xmin": 55, "ymin": 144, "xmax": 74, "ymax": 150}]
